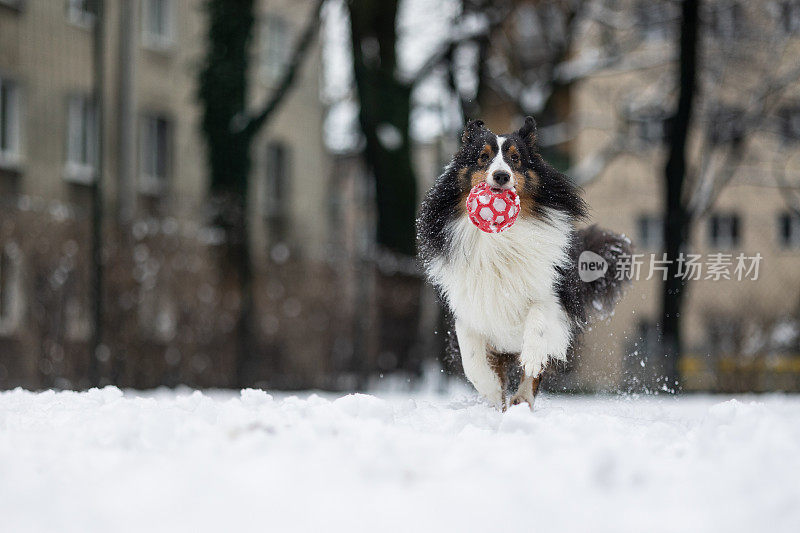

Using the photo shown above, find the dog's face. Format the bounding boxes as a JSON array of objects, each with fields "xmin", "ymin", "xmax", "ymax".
[
  {"xmin": 453, "ymin": 117, "xmax": 540, "ymax": 215},
  {"xmin": 418, "ymin": 115, "xmax": 586, "ymax": 260}
]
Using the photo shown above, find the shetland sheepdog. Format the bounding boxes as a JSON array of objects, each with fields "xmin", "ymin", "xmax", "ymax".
[{"xmin": 417, "ymin": 117, "xmax": 631, "ymax": 409}]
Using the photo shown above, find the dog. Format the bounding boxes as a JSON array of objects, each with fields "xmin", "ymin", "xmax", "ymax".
[{"xmin": 417, "ymin": 116, "xmax": 631, "ymax": 409}]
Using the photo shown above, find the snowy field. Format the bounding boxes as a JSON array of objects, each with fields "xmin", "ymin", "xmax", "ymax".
[{"xmin": 1, "ymin": 387, "xmax": 799, "ymax": 533}]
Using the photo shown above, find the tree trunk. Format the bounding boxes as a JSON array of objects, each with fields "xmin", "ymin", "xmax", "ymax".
[
  {"xmin": 348, "ymin": 0, "xmax": 417, "ymax": 255},
  {"xmin": 198, "ymin": 0, "xmax": 256, "ymax": 387},
  {"xmin": 661, "ymin": 0, "xmax": 700, "ymax": 389},
  {"xmin": 89, "ymin": 0, "xmax": 106, "ymax": 387},
  {"xmin": 199, "ymin": 0, "xmax": 322, "ymax": 387}
]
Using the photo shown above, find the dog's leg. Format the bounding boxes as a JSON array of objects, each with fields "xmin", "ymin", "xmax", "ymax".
[
  {"xmin": 508, "ymin": 373, "xmax": 542, "ymax": 410},
  {"xmin": 455, "ymin": 320, "xmax": 503, "ymax": 407},
  {"xmin": 519, "ymin": 300, "xmax": 571, "ymax": 379},
  {"xmin": 487, "ymin": 351, "xmax": 514, "ymax": 408}
]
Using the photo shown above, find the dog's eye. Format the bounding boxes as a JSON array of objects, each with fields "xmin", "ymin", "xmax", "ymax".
[
  {"xmin": 478, "ymin": 153, "xmax": 489, "ymax": 164},
  {"xmin": 510, "ymin": 153, "xmax": 520, "ymax": 163}
]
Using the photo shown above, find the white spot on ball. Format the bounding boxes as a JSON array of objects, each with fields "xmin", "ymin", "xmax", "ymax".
[
  {"xmin": 480, "ymin": 207, "xmax": 493, "ymax": 221},
  {"xmin": 479, "ymin": 194, "xmax": 490, "ymax": 204},
  {"xmin": 469, "ymin": 199, "xmax": 477, "ymax": 211},
  {"xmin": 492, "ymin": 198, "xmax": 506, "ymax": 212},
  {"xmin": 495, "ymin": 215, "xmax": 504, "ymax": 224}
]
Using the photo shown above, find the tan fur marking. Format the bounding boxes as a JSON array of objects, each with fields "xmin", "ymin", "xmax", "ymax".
[
  {"xmin": 487, "ymin": 350, "xmax": 514, "ymax": 405},
  {"xmin": 457, "ymin": 169, "xmax": 490, "ymax": 213},
  {"xmin": 508, "ymin": 372, "xmax": 543, "ymax": 410},
  {"xmin": 517, "ymin": 169, "xmax": 539, "ymax": 219},
  {"xmin": 469, "ymin": 169, "xmax": 486, "ymax": 188}
]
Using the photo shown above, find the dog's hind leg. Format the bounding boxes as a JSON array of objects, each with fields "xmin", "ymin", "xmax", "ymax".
[
  {"xmin": 486, "ymin": 350, "xmax": 517, "ymax": 409},
  {"xmin": 508, "ymin": 373, "xmax": 542, "ymax": 410},
  {"xmin": 455, "ymin": 320, "xmax": 503, "ymax": 408}
]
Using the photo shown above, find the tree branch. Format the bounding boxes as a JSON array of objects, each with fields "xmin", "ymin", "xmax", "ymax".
[
  {"xmin": 406, "ymin": 9, "xmax": 509, "ymax": 88},
  {"xmin": 687, "ymin": 59, "xmax": 800, "ymax": 218},
  {"xmin": 236, "ymin": 0, "xmax": 325, "ymax": 137},
  {"xmin": 567, "ymin": 132, "xmax": 627, "ymax": 185}
]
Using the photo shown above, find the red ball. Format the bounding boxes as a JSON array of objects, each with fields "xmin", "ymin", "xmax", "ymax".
[{"xmin": 466, "ymin": 182, "xmax": 521, "ymax": 233}]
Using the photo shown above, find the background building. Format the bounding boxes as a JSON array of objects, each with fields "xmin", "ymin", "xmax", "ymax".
[
  {"xmin": 2, "ymin": 0, "xmax": 800, "ymax": 393},
  {"xmin": 0, "ymin": 0, "xmax": 334, "ymax": 389},
  {"xmin": 571, "ymin": 0, "xmax": 800, "ymax": 392}
]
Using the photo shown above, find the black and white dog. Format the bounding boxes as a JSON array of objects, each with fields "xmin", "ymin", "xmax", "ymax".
[{"xmin": 417, "ymin": 117, "xmax": 631, "ymax": 409}]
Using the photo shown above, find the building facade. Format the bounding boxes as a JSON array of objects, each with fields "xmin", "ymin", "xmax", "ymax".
[
  {"xmin": 0, "ymin": 0, "xmax": 333, "ymax": 389},
  {"xmin": 572, "ymin": 0, "xmax": 800, "ymax": 392}
]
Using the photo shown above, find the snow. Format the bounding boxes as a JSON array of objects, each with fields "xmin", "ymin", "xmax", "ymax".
[{"xmin": 1, "ymin": 387, "xmax": 799, "ymax": 533}]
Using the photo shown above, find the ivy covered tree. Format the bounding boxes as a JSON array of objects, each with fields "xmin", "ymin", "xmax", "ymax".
[
  {"xmin": 347, "ymin": 0, "xmax": 417, "ymax": 255},
  {"xmin": 198, "ymin": 0, "xmax": 323, "ymax": 386}
]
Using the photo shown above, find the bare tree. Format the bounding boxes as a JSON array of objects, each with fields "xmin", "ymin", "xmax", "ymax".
[
  {"xmin": 198, "ymin": 0, "xmax": 324, "ymax": 386},
  {"xmin": 438, "ymin": 0, "xmax": 800, "ymax": 387},
  {"xmin": 661, "ymin": 0, "xmax": 700, "ymax": 387}
]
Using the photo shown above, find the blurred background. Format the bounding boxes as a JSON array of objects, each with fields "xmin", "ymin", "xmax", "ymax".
[{"xmin": 0, "ymin": 0, "xmax": 799, "ymax": 393}]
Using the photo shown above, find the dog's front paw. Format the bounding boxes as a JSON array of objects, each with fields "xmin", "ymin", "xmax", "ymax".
[
  {"xmin": 508, "ymin": 388, "xmax": 535, "ymax": 410},
  {"xmin": 521, "ymin": 304, "xmax": 571, "ymax": 379},
  {"xmin": 520, "ymin": 343, "xmax": 549, "ymax": 379}
]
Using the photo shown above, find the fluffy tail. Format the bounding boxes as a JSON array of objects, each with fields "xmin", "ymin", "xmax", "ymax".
[{"xmin": 558, "ymin": 224, "xmax": 633, "ymax": 325}]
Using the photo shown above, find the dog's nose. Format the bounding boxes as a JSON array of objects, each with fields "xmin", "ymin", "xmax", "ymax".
[{"xmin": 493, "ymin": 171, "xmax": 510, "ymax": 186}]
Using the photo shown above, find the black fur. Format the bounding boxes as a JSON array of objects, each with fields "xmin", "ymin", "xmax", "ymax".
[{"xmin": 557, "ymin": 225, "xmax": 633, "ymax": 327}]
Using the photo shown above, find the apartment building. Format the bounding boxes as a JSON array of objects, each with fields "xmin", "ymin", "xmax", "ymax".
[
  {"xmin": 572, "ymin": 0, "xmax": 800, "ymax": 392},
  {"xmin": 0, "ymin": 0, "xmax": 331, "ymax": 389}
]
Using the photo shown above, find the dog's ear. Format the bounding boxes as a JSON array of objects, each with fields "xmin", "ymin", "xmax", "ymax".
[
  {"xmin": 517, "ymin": 116, "xmax": 538, "ymax": 151},
  {"xmin": 461, "ymin": 119, "xmax": 485, "ymax": 144}
]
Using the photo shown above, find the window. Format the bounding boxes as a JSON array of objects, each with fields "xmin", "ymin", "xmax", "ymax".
[
  {"xmin": 779, "ymin": 106, "xmax": 800, "ymax": 141},
  {"xmin": 141, "ymin": 0, "xmax": 174, "ymax": 49},
  {"xmin": 708, "ymin": 106, "xmax": 745, "ymax": 146},
  {"xmin": 65, "ymin": 296, "xmax": 91, "ymax": 341},
  {"xmin": 636, "ymin": 320, "xmax": 661, "ymax": 359},
  {"xmin": 139, "ymin": 288, "xmax": 177, "ymax": 343},
  {"xmin": 139, "ymin": 115, "xmax": 171, "ymax": 193},
  {"xmin": 628, "ymin": 108, "xmax": 665, "ymax": 145},
  {"xmin": 705, "ymin": 315, "xmax": 741, "ymax": 355},
  {"xmin": 265, "ymin": 142, "xmax": 290, "ymax": 239},
  {"xmin": 781, "ymin": 1, "xmax": 800, "ymax": 34},
  {"xmin": 778, "ymin": 212, "xmax": 800, "ymax": 248},
  {"xmin": 65, "ymin": 95, "xmax": 97, "ymax": 183},
  {"xmin": 708, "ymin": 2, "xmax": 743, "ymax": 40},
  {"xmin": 708, "ymin": 213, "xmax": 741, "ymax": 249},
  {"xmin": 636, "ymin": 2, "xmax": 677, "ymax": 41},
  {"xmin": 0, "ymin": 77, "xmax": 22, "ymax": 168},
  {"xmin": 637, "ymin": 117, "xmax": 664, "ymax": 144},
  {"xmin": 0, "ymin": 0, "xmax": 25, "ymax": 11},
  {"xmin": 66, "ymin": 0, "xmax": 94, "ymax": 27},
  {"xmin": 623, "ymin": 319, "xmax": 661, "ymax": 391},
  {"xmin": 260, "ymin": 15, "xmax": 290, "ymax": 83},
  {"xmin": 637, "ymin": 214, "xmax": 663, "ymax": 249},
  {"xmin": 0, "ymin": 242, "xmax": 22, "ymax": 336}
]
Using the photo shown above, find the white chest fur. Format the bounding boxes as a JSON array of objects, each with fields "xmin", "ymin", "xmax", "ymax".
[{"xmin": 427, "ymin": 212, "xmax": 572, "ymax": 352}]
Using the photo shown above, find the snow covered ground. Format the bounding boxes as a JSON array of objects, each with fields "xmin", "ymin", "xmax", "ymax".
[{"xmin": 1, "ymin": 387, "xmax": 799, "ymax": 533}]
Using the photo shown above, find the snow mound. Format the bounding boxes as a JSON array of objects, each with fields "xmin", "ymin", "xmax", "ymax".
[{"xmin": 1, "ymin": 388, "xmax": 799, "ymax": 533}]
